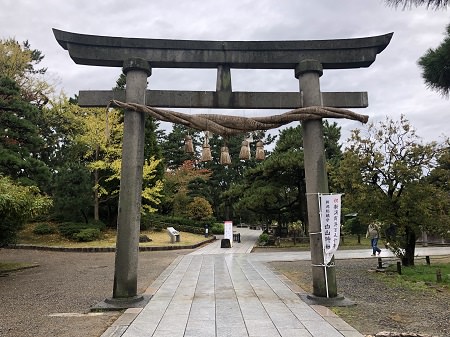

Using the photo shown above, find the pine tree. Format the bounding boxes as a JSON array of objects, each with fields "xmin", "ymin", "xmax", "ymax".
[
  {"xmin": 418, "ymin": 24, "xmax": 450, "ymax": 97},
  {"xmin": 0, "ymin": 76, "xmax": 51, "ymax": 189},
  {"xmin": 385, "ymin": 0, "xmax": 448, "ymax": 9}
]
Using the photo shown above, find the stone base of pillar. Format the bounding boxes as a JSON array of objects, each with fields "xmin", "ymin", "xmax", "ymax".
[
  {"xmin": 298, "ymin": 293, "xmax": 356, "ymax": 307},
  {"xmin": 91, "ymin": 294, "xmax": 151, "ymax": 312}
]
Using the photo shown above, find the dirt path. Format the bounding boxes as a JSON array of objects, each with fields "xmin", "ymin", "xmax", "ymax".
[
  {"xmin": 0, "ymin": 248, "xmax": 193, "ymax": 337},
  {"xmin": 270, "ymin": 257, "xmax": 449, "ymax": 337}
]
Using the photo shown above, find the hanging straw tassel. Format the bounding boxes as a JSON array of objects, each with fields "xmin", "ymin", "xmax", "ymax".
[
  {"xmin": 220, "ymin": 146, "xmax": 231, "ymax": 165},
  {"xmin": 201, "ymin": 143, "xmax": 212, "ymax": 162},
  {"xmin": 184, "ymin": 135, "xmax": 194, "ymax": 153},
  {"xmin": 201, "ymin": 137, "xmax": 212, "ymax": 162},
  {"xmin": 239, "ymin": 140, "xmax": 250, "ymax": 160},
  {"xmin": 255, "ymin": 140, "xmax": 265, "ymax": 161}
]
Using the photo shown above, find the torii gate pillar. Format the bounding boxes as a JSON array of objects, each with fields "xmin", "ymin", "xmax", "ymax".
[
  {"xmin": 296, "ymin": 60, "xmax": 337, "ymax": 298},
  {"xmin": 113, "ymin": 58, "xmax": 151, "ymax": 299}
]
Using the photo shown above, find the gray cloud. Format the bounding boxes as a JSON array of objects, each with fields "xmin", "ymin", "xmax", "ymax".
[{"xmin": 1, "ymin": 0, "xmax": 448, "ymax": 144}]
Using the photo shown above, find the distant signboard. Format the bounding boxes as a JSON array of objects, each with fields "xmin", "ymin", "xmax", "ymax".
[{"xmin": 224, "ymin": 221, "xmax": 233, "ymax": 247}]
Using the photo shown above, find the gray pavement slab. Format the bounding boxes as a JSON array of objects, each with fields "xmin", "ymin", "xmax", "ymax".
[{"xmin": 102, "ymin": 227, "xmax": 450, "ymax": 337}]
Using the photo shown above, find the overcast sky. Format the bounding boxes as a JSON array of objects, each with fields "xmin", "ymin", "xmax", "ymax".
[{"xmin": 1, "ymin": 0, "xmax": 449, "ymax": 145}]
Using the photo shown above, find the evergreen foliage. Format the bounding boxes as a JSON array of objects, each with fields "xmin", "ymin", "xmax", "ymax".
[
  {"xmin": 140, "ymin": 213, "xmax": 212, "ymax": 234},
  {"xmin": 0, "ymin": 76, "xmax": 51, "ymax": 189},
  {"xmin": 114, "ymin": 73, "xmax": 165, "ymax": 194},
  {"xmin": 160, "ymin": 124, "xmax": 201, "ymax": 170},
  {"xmin": 225, "ymin": 122, "xmax": 342, "ymax": 229},
  {"xmin": 385, "ymin": 0, "xmax": 448, "ymax": 9},
  {"xmin": 72, "ymin": 228, "xmax": 101, "ymax": 242},
  {"xmin": 57, "ymin": 221, "xmax": 105, "ymax": 241},
  {"xmin": 200, "ymin": 132, "xmax": 276, "ymax": 221},
  {"xmin": 32, "ymin": 223, "xmax": 56, "ymax": 235},
  {"xmin": 187, "ymin": 177, "xmax": 212, "ymax": 203},
  {"xmin": 418, "ymin": 24, "xmax": 450, "ymax": 97},
  {"xmin": 428, "ymin": 142, "xmax": 450, "ymax": 191},
  {"xmin": 52, "ymin": 162, "xmax": 92, "ymax": 222},
  {"xmin": 211, "ymin": 223, "xmax": 224, "ymax": 235}
]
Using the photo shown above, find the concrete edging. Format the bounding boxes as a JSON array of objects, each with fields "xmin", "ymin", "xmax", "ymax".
[{"xmin": 6, "ymin": 237, "xmax": 215, "ymax": 253}]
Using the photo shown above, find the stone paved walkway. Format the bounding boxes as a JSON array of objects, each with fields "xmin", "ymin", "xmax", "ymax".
[{"xmin": 101, "ymin": 228, "xmax": 450, "ymax": 337}]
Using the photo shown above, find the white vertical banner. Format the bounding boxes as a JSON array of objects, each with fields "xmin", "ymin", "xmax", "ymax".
[
  {"xmin": 224, "ymin": 221, "xmax": 233, "ymax": 247},
  {"xmin": 319, "ymin": 194, "xmax": 341, "ymax": 265}
]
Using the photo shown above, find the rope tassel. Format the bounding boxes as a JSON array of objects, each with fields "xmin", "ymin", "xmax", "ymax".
[
  {"xmin": 220, "ymin": 146, "xmax": 231, "ymax": 165},
  {"xmin": 255, "ymin": 140, "xmax": 265, "ymax": 161},
  {"xmin": 239, "ymin": 140, "xmax": 251, "ymax": 160},
  {"xmin": 184, "ymin": 135, "xmax": 194, "ymax": 153},
  {"xmin": 201, "ymin": 137, "xmax": 212, "ymax": 162}
]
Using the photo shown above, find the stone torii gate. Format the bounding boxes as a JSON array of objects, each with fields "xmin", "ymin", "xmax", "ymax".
[{"xmin": 53, "ymin": 29, "xmax": 392, "ymax": 304}]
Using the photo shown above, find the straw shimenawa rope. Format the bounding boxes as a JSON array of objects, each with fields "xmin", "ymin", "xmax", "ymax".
[{"xmin": 107, "ymin": 99, "xmax": 368, "ymax": 137}]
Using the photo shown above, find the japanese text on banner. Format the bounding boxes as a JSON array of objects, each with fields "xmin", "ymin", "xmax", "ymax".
[{"xmin": 320, "ymin": 194, "xmax": 341, "ymax": 265}]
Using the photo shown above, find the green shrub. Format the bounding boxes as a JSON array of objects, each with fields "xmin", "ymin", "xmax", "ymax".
[
  {"xmin": 140, "ymin": 213, "xmax": 215, "ymax": 234},
  {"xmin": 176, "ymin": 225, "xmax": 204, "ymax": 235},
  {"xmin": 258, "ymin": 233, "xmax": 270, "ymax": 245},
  {"xmin": 0, "ymin": 176, "xmax": 52, "ymax": 246},
  {"xmin": 58, "ymin": 222, "xmax": 84, "ymax": 239},
  {"xmin": 211, "ymin": 223, "xmax": 224, "ymax": 235},
  {"xmin": 186, "ymin": 197, "xmax": 213, "ymax": 220},
  {"xmin": 89, "ymin": 219, "xmax": 106, "ymax": 231},
  {"xmin": 73, "ymin": 228, "xmax": 101, "ymax": 242},
  {"xmin": 33, "ymin": 223, "xmax": 56, "ymax": 235},
  {"xmin": 58, "ymin": 222, "xmax": 104, "ymax": 241}
]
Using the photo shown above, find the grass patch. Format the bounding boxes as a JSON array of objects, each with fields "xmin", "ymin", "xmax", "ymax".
[
  {"xmin": 380, "ymin": 256, "xmax": 450, "ymax": 292},
  {"xmin": 257, "ymin": 234, "xmax": 369, "ymax": 250},
  {"xmin": 397, "ymin": 263, "xmax": 450, "ymax": 284},
  {"xmin": 0, "ymin": 262, "xmax": 38, "ymax": 273},
  {"xmin": 16, "ymin": 223, "xmax": 208, "ymax": 248}
]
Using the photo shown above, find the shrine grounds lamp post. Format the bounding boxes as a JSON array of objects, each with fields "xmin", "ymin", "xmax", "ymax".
[{"xmin": 53, "ymin": 28, "xmax": 392, "ymax": 305}]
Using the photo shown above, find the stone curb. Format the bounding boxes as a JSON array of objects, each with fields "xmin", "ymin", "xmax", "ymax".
[
  {"xmin": 6, "ymin": 237, "xmax": 215, "ymax": 253},
  {"xmin": 366, "ymin": 332, "xmax": 440, "ymax": 337}
]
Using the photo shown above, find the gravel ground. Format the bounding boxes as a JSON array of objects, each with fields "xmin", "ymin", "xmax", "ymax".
[
  {"xmin": 2, "ymin": 247, "xmax": 448, "ymax": 337},
  {"xmin": 0, "ymin": 248, "xmax": 193, "ymax": 337},
  {"xmin": 270, "ymin": 257, "xmax": 450, "ymax": 337}
]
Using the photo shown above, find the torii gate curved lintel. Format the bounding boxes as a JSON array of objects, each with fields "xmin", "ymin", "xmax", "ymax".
[{"xmin": 53, "ymin": 28, "xmax": 392, "ymax": 69}]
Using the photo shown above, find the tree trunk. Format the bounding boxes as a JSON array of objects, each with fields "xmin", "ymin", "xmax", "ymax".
[
  {"xmin": 94, "ymin": 169, "xmax": 99, "ymax": 221},
  {"xmin": 94, "ymin": 145, "xmax": 99, "ymax": 221},
  {"xmin": 422, "ymin": 231, "xmax": 428, "ymax": 247},
  {"xmin": 80, "ymin": 209, "xmax": 88, "ymax": 224},
  {"xmin": 224, "ymin": 202, "xmax": 231, "ymax": 221},
  {"xmin": 401, "ymin": 225, "xmax": 416, "ymax": 266}
]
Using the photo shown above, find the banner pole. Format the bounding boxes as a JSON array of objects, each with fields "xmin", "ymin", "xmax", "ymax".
[{"xmin": 318, "ymin": 193, "xmax": 329, "ymax": 298}]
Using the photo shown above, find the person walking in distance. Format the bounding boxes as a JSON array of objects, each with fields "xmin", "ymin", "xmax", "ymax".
[{"xmin": 366, "ymin": 222, "xmax": 382, "ymax": 256}]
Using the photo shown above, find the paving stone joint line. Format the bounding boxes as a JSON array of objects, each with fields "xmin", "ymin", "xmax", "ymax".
[{"xmin": 100, "ymin": 228, "xmax": 449, "ymax": 337}]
